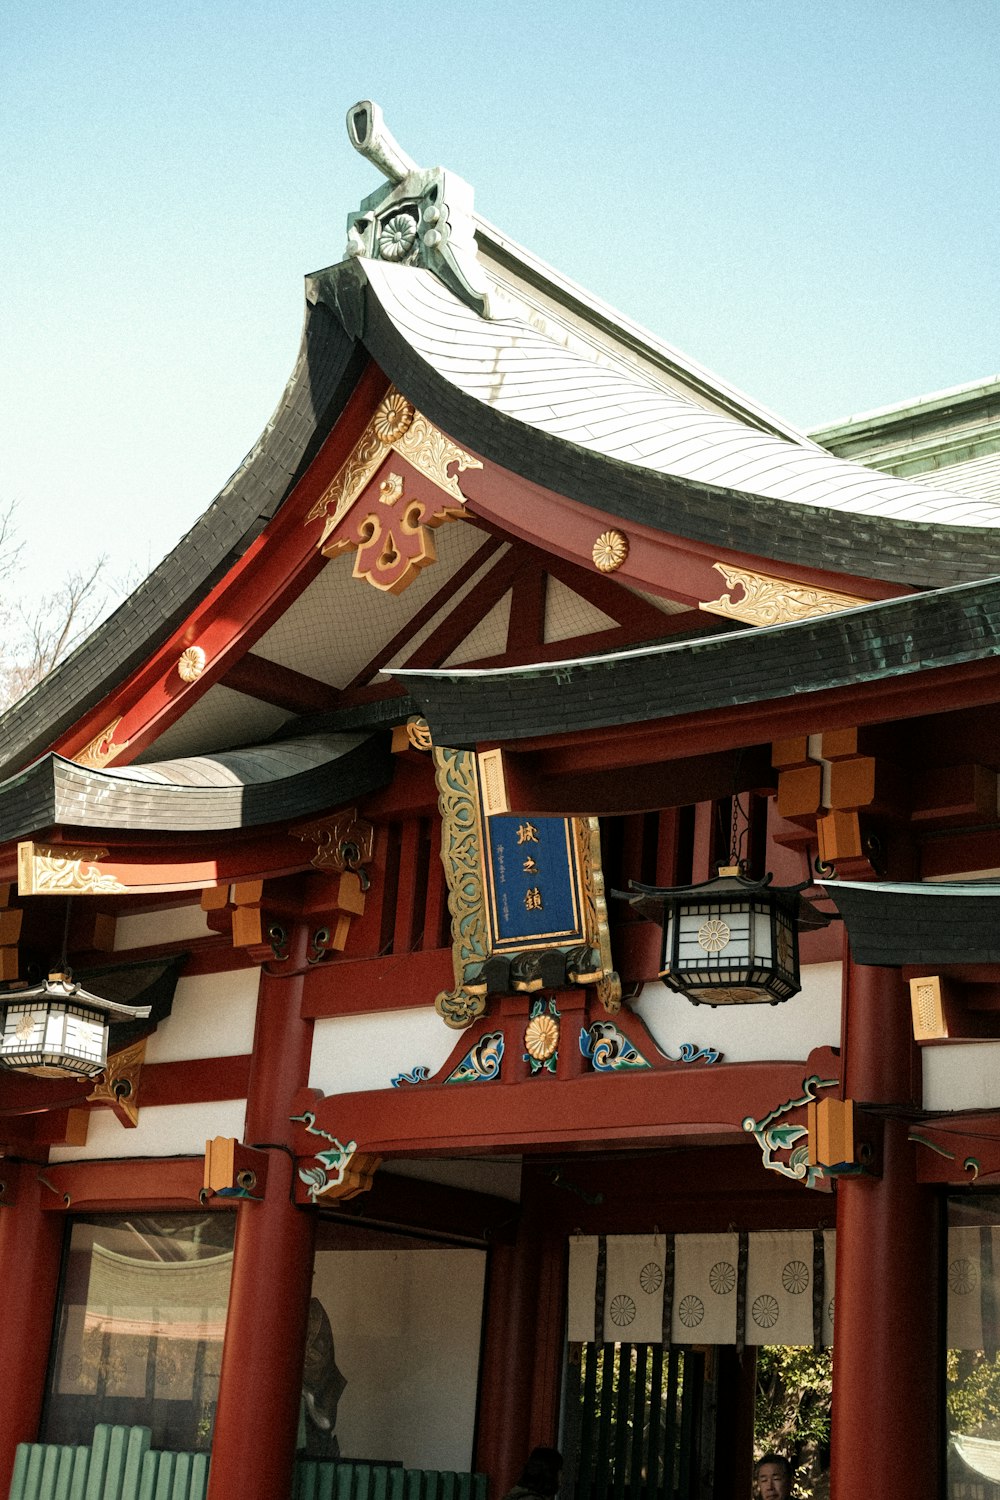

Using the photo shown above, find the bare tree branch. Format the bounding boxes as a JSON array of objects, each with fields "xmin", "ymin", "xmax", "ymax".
[{"xmin": 0, "ymin": 503, "xmax": 114, "ymax": 711}]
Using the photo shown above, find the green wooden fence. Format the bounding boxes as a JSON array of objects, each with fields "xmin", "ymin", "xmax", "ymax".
[{"xmin": 8, "ymin": 1427, "xmax": 488, "ymax": 1500}]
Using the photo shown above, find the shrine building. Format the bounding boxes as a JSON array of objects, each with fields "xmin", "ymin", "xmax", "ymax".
[{"xmin": 2, "ymin": 101, "xmax": 1000, "ymax": 1500}]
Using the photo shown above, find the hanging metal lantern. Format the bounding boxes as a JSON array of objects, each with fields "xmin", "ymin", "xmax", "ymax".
[
  {"xmin": 620, "ymin": 869, "xmax": 831, "ymax": 1006},
  {"xmin": 0, "ymin": 971, "xmax": 152, "ymax": 1079}
]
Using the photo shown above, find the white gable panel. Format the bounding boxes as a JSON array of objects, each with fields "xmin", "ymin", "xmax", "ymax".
[
  {"xmin": 309, "ymin": 1009, "xmax": 457, "ymax": 1095},
  {"xmin": 631, "ymin": 961, "xmax": 841, "ymax": 1063},
  {"xmin": 50, "ymin": 1099, "xmax": 247, "ymax": 1161}
]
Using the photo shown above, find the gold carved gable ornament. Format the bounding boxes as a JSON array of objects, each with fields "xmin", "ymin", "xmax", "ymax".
[
  {"xmin": 306, "ymin": 388, "xmax": 482, "ymax": 596},
  {"xmin": 700, "ymin": 563, "xmax": 866, "ymax": 627}
]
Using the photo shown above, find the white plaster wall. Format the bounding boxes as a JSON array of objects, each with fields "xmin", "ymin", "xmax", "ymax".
[
  {"xmin": 312, "ymin": 1246, "xmax": 485, "ymax": 1470},
  {"xmin": 144, "ymin": 967, "xmax": 260, "ymax": 1063},
  {"xmin": 49, "ymin": 1098, "xmax": 247, "ymax": 1161},
  {"xmin": 308, "ymin": 1009, "xmax": 459, "ymax": 1095},
  {"xmin": 631, "ymin": 961, "xmax": 842, "ymax": 1064},
  {"xmin": 923, "ymin": 1043, "xmax": 1000, "ymax": 1112},
  {"xmin": 113, "ymin": 904, "xmax": 212, "ymax": 950}
]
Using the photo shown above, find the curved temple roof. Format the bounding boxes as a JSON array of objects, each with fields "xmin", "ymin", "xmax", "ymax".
[
  {"xmin": 0, "ymin": 733, "xmax": 392, "ymax": 840},
  {"xmin": 356, "ymin": 259, "xmax": 1000, "ymax": 530},
  {"xmin": 2, "ymin": 99, "xmax": 999, "ymax": 793}
]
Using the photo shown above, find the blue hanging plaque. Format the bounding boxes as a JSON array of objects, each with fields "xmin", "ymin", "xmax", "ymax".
[{"xmin": 483, "ymin": 814, "xmax": 584, "ymax": 950}]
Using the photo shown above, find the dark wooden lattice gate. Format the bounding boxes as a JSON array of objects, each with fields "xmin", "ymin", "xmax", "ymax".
[{"xmin": 563, "ymin": 1343, "xmax": 705, "ymax": 1500}]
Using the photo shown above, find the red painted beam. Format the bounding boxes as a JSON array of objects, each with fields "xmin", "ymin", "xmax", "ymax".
[
  {"xmin": 221, "ymin": 653, "xmax": 340, "ymax": 713},
  {"xmin": 37, "ymin": 1156, "xmax": 211, "ymax": 1211},
  {"xmin": 302, "ymin": 947, "xmax": 454, "ymax": 1018},
  {"xmin": 292, "ymin": 1047, "xmax": 841, "ymax": 1164},
  {"xmin": 460, "ymin": 451, "xmax": 905, "ymax": 608}
]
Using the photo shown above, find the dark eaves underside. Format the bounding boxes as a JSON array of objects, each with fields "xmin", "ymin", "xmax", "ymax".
[{"xmin": 392, "ymin": 574, "xmax": 1000, "ymax": 745}]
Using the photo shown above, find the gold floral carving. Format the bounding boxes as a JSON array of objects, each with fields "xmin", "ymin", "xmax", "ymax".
[
  {"xmin": 373, "ymin": 393, "xmax": 414, "ymax": 444},
  {"xmin": 391, "ymin": 408, "xmax": 482, "ymax": 500},
  {"xmin": 18, "ymin": 843, "xmax": 127, "ymax": 897},
  {"xmin": 177, "ymin": 646, "xmax": 207, "ymax": 682},
  {"xmin": 699, "ymin": 563, "xmax": 866, "ymax": 627},
  {"xmin": 592, "ymin": 529, "xmax": 629, "ymax": 573},
  {"xmin": 306, "ymin": 385, "xmax": 482, "ymax": 553},
  {"xmin": 291, "ymin": 809, "xmax": 375, "ymax": 872},
  {"xmin": 406, "ymin": 716, "xmax": 433, "ymax": 752},
  {"xmin": 525, "ymin": 1012, "xmax": 560, "ymax": 1061},
  {"xmin": 379, "ymin": 472, "xmax": 405, "ymax": 505},
  {"xmin": 89, "ymin": 1038, "xmax": 147, "ymax": 1127},
  {"xmin": 576, "ymin": 817, "xmax": 622, "ymax": 1013},
  {"xmin": 74, "ymin": 718, "xmax": 127, "ymax": 770},
  {"xmin": 432, "ymin": 744, "xmax": 489, "ymax": 1029},
  {"xmin": 325, "ymin": 478, "xmax": 465, "ymax": 595}
]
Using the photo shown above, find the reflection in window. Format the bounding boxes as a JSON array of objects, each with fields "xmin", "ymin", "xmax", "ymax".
[
  {"xmin": 948, "ymin": 1195, "xmax": 1000, "ymax": 1498},
  {"xmin": 305, "ymin": 1219, "xmax": 486, "ymax": 1471},
  {"xmin": 43, "ymin": 1214, "xmax": 235, "ymax": 1452}
]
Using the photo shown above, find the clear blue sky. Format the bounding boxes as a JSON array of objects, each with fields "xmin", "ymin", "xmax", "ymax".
[{"xmin": 2, "ymin": 0, "xmax": 998, "ymax": 603}]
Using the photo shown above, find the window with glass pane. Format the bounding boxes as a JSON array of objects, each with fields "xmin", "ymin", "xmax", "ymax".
[
  {"xmin": 43, "ymin": 1214, "xmax": 235, "ymax": 1452},
  {"xmin": 948, "ymin": 1194, "xmax": 1000, "ymax": 1498},
  {"xmin": 305, "ymin": 1219, "xmax": 486, "ymax": 1470}
]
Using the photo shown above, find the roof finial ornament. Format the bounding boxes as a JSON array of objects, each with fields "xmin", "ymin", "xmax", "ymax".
[
  {"xmin": 343, "ymin": 99, "xmax": 492, "ymax": 318},
  {"xmin": 347, "ymin": 100, "xmax": 418, "ymax": 186}
]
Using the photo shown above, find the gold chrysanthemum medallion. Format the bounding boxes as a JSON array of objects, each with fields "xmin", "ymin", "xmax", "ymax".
[
  {"xmin": 177, "ymin": 646, "xmax": 206, "ymax": 682},
  {"xmin": 592, "ymin": 529, "xmax": 629, "ymax": 572},
  {"xmin": 374, "ymin": 393, "xmax": 415, "ymax": 445},
  {"xmin": 524, "ymin": 1013, "xmax": 559, "ymax": 1061}
]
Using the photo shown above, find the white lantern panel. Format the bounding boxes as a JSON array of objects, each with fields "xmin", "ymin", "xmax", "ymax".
[
  {"xmin": 753, "ymin": 907, "xmax": 773, "ymax": 962},
  {"xmin": 0, "ymin": 999, "xmax": 107, "ymax": 1078}
]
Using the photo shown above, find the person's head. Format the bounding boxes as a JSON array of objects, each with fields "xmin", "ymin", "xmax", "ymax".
[
  {"xmin": 518, "ymin": 1447, "xmax": 563, "ymax": 1497},
  {"xmin": 755, "ymin": 1453, "xmax": 793, "ymax": 1500}
]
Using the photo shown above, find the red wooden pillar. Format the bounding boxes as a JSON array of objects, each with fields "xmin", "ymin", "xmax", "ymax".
[
  {"xmin": 0, "ymin": 1166, "xmax": 65, "ymax": 1492},
  {"xmin": 207, "ymin": 922, "xmax": 317, "ymax": 1500},
  {"xmin": 830, "ymin": 959, "xmax": 941, "ymax": 1499},
  {"xmin": 475, "ymin": 1166, "xmax": 565, "ymax": 1498}
]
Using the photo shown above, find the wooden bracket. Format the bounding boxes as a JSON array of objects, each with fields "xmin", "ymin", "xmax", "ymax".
[
  {"xmin": 203, "ymin": 1137, "xmax": 271, "ymax": 1201},
  {"xmin": 806, "ymin": 1096, "xmax": 882, "ymax": 1178},
  {"xmin": 200, "ymin": 881, "xmax": 288, "ymax": 963},
  {"xmin": 0, "ymin": 884, "xmax": 22, "ymax": 982}
]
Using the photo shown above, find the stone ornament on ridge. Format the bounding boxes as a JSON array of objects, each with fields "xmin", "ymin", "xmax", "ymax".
[
  {"xmin": 378, "ymin": 213, "xmax": 419, "ymax": 263},
  {"xmin": 592, "ymin": 529, "xmax": 629, "ymax": 572}
]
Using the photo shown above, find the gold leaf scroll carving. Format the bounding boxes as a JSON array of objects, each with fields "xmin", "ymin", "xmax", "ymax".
[
  {"xmin": 18, "ymin": 843, "xmax": 127, "ymax": 897},
  {"xmin": 575, "ymin": 817, "xmax": 622, "ymax": 1014},
  {"xmin": 74, "ymin": 718, "xmax": 127, "ymax": 770},
  {"xmin": 432, "ymin": 743, "xmax": 490, "ymax": 1029},
  {"xmin": 699, "ymin": 563, "xmax": 866, "ymax": 627},
  {"xmin": 305, "ymin": 386, "xmax": 483, "ymax": 593},
  {"xmin": 291, "ymin": 809, "xmax": 375, "ymax": 873},
  {"xmin": 88, "ymin": 1038, "xmax": 147, "ymax": 1127}
]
